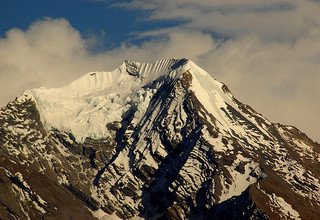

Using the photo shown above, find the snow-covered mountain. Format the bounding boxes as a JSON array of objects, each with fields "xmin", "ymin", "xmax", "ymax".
[{"xmin": 0, "ymin": 58, "xmax": 319, "ymax": 219}]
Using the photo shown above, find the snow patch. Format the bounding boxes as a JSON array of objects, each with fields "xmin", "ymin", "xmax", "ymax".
[
  {"xmin": 219, "ymin": 160, "xmax": 262, "ymax": 203},
  {"xmin": 92, "ymin": 209, "xmax": 122, "ymax": 220},
  {"xmin": 269, "ymin": 193, "xmax": 301, "ymax": 219}
]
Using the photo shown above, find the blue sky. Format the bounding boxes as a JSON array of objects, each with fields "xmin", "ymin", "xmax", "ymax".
[
  {"xmin": 0, "ymin": 0, "xmax": 132, "ymax": 47},
  {"xmin": 0, "ymin": 0, "xmax": 181, "ymax": 49},
  {"xmin": 1, "ymin": 0, "xmax": 320, "ymax": 141}
]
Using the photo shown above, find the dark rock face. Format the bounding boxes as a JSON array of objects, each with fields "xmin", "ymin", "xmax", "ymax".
[
  {"xmin": 0, "ymin": 99, "xmax": 96, "ymax": 219},
  {"xmin": 125, "ymin": 60, "xmax": 140, "ymax": 77},
  {"xmin": 0, "ymin": 60, "xmax": 319, "ymax": 219},
  {"xmin": 205, "ymin": 188, "xmax": 268, "ymax": 220}
]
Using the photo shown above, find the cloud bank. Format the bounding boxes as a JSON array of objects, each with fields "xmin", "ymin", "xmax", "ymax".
[
  {"xmin": 0, "ymin": 0, "xmax": 320, "ymax": 141},
  {"xmin": 120, "ymin": 0, "xmax": 320, "ymax": 40}
]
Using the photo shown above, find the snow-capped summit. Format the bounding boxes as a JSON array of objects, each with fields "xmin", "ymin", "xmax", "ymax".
[
  {"xmin": 22, "ymin": 58, "xmax": 182, "ymax": 140},
  {"xmin": 22, "ymin": 58, "xmax": 235, "ymax": 142},
  {"xmin": 0, "ymin": 58, "xmax": 319, "ymax": 219}
]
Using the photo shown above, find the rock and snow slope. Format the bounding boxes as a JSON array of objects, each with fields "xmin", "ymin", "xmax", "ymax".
[{"xmin": 0, "ymin": 58, "xmax": 319, "ymax": 219}]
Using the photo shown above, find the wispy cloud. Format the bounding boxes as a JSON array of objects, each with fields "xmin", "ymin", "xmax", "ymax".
[{"xmin": 119, "ymin": 0, "xmax": 320, "ymax": 40}]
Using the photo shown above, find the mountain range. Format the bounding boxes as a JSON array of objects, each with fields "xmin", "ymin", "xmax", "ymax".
[{"xmin": 0, "ymin": 58, "xmax": 319, "ymax": 219}]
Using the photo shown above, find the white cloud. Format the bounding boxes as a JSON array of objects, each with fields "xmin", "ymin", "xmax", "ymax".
[{"xmin": 0, "ymin": 18, "xmax": 115, "ymax": 105}]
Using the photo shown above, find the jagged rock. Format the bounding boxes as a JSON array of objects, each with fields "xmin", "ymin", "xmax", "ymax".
[{"xmin": 125, "ymin": 60, "xmax": 140, "ymax": 77}]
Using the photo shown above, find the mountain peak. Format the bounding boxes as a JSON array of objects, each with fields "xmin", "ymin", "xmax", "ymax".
[
  {"xmin": 21, "ymin": 58, "xmax": 229, "ymax": 142},
  {"xmin": 1, "ymin": 58, "xmax": 319, "ymax": 219}
]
